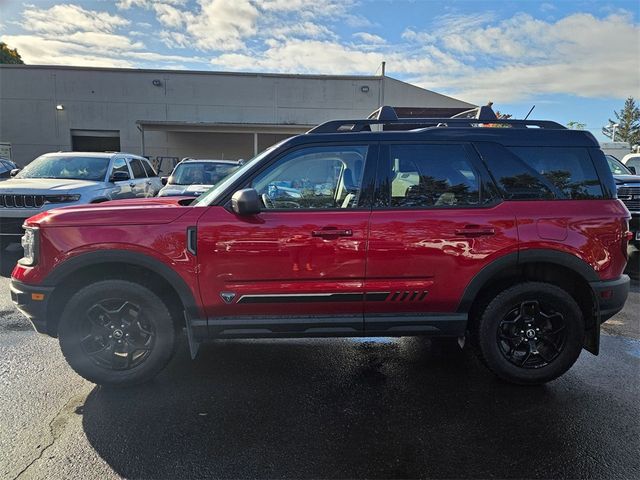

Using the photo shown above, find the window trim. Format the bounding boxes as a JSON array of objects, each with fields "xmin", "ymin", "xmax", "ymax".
[
  {"xmin": 373, "ymin": 141, "xmax": 502, "ymax": 211},
  {"xmin": 219, "ymin": 141, "xmax": 380, "ymax": 212}
]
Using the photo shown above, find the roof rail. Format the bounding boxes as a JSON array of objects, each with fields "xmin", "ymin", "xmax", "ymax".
[{"xmin": 307, "ymin": 105, "xmax": 566, "ymax": 134}]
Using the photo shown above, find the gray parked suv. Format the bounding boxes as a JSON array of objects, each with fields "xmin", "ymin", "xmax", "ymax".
[{"xmin": 0, "ymin": 151, "xmax": 162, "ymax": 251}]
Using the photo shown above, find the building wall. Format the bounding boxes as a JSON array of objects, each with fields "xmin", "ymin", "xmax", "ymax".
[{"xmin": 0, "ymin": 65, "xmax": 474, "ymax": 166}]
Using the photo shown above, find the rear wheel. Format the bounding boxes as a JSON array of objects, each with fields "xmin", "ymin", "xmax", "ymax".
[
  {"xmin": 58, "ymin": 280, "xmax": 176, "ymax": 386},
  {"xmin": 474, "ymin": 282, "xmax": 584, "ymax": 384}
]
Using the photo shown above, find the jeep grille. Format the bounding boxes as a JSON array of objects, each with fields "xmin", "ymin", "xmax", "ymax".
[{"xmin": 0, "ymin": 194, "xmax": 46, "ymax": 208}]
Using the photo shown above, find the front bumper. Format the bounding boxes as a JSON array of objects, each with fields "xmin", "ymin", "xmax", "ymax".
[
  {"xmin": 10, "ymin": 279, "xmax": 54, "ymax": 335},
  {"xmin": 591, "ymin": 275, "xmax": 630, "ymax": 323}
]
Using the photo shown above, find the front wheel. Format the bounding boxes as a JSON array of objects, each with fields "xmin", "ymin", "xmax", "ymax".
[
  {"xmin": 58, "ymin": 280, "xmax": 176, "ymax": 386},
  {"xmin": 473, "ymin": 282, "xmax": 585, "ymax": 385}
]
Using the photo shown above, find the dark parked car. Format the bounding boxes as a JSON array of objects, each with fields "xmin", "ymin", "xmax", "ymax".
[
  {"xmin": 0, "ymin": 157, "xmax": 17, "ymax": 180},
  {"xmin": 11, "ymin": 106, "xmax": 631, "ymax": 386}
]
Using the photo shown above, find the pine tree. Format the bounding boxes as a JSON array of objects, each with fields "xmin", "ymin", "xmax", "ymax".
[
  {"xmin": 602, "ymin": 97, "xmax": 640, "ymax": 146},
  {"xmin": 0, "ymin": 43, "xmax": 24, "ymax": 64}
]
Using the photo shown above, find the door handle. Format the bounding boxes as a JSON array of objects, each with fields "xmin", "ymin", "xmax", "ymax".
[
  {"xmin": 455, "ymin": 226, "xmax": 495, "ymax": 237},
  {"xmin": 312, "ymin": 228, "xmax": 353, "ymax": 238},
  {"xmin": 146, "ymin": 180, "xmax": 152, "ymax": 185}
]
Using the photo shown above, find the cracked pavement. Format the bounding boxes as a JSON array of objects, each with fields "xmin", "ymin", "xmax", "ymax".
[{"xmin": 0, "ymin": 266, "xmax": 639, "ymax": 479}]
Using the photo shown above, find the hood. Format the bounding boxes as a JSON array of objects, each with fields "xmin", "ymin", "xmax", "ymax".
[
  {"xmin": 0, "ymin": 178, "xmax": 102, "ymax": 193},
  {"xmin": 26, "ymin": 196, "xmax": 193, "ymax": 228},
  {"xmin": 613, "ymin": 174, "xmax": 640, "ymax": 184}
]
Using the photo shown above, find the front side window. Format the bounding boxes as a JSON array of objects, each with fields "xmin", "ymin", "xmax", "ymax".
[
  {"xmin": 129, "ymin": 158, "xmax": 146, "ymax": 179},
  {"xmin": 251, "ymin": 145, "xmax": 368, "ymax": 209},
  {"xmin": 111, "ymin": 158, "xmax": 129, "ymax": 176},
  {"xmin": 386, "ymin": 144, "xmax": 481, "ymax": 208},
  {"xmin": 16, "ymin": 155, "xmax": 110, "ymax": 181}
]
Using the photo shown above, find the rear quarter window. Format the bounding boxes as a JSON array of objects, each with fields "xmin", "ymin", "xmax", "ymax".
[{"xmin": 508, "ymin": 147, "xmax": 604, "ymax": 199}]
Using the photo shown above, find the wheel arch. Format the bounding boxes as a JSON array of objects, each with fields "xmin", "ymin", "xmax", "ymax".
[
  {"xmin": 43, "ymin": 250, "xmax": 202, "ymax": 337},
  {"xmin": 459, "ymin": 249, "xmax": 600, "ymax": 353}
]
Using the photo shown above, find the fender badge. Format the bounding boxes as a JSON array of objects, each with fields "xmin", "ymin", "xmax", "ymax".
[{"xmin": 220, "ymin": 292, "xmax": 236, "ymax": 304}]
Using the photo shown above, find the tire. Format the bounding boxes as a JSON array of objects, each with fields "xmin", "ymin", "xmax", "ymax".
[
  {"xmin": 58, "ymin": 279, "xmax": 177, "ymax": 387},
  {"xmin": 473, "ymin": 282, "xmax": 584, "ymax": 385}
]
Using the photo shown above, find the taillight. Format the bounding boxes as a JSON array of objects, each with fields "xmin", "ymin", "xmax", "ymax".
[{"xmin": 622, "ymin": 219, "xmax": 631, "ymax": 261}]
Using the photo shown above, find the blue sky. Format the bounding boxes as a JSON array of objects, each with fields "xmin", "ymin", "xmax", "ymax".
[{"xmin": 1, "ymin": 0, "xmax": 639, "ymax": 140}]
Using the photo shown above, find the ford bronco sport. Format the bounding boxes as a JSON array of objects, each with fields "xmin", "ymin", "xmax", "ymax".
[{"xmin": 11, "ymin": 106, "xmax": 631, "ymax": 386}]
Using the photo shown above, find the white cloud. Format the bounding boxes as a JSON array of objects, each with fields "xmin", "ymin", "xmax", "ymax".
[
  {"xmin": 392, "ymin": 12, "xmax": 640, "ymax": 102},
  {"xmin": 353, "ymin": 32, "xmax": 386, "ymax": 44},
  {"xmin": 22, "ymin": 4, "xmax": 130, "ymax": 34}
]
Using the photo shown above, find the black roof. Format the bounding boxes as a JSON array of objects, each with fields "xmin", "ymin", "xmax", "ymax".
[{"xmin": 294, "ymin": 105, "xmax": 599, "ymax": 148}]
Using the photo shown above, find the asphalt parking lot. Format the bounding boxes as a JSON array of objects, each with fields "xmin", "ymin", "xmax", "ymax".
[{"xmin": 1, "ymin": 248, "xmax": 639, "ymax": 480}]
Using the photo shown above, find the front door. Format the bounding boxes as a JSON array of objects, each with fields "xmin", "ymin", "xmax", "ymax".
[
  {"xmin": 109, "ymin": 157, "xmax": 135, "ymax": 199},
  {"xmin": 195, "ymin": 144, "xmax": 376, "ymax": 336},
  {"xmin": 364, "ymin": 142, "xmax": 518, "ymax": 335}
]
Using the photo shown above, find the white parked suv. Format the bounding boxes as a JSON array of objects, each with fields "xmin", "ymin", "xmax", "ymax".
[
  {"xmin": 158, "ymin": 159, "xmax": 241, "ymax": 197},
  {"xmin": 0, "ymin": 151, "xmax": 162, "ymax": 251}
]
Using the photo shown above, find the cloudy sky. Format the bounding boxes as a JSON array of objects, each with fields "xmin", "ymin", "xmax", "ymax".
[{"xmin": 1, "ymin": 0, "xmax": 639, "ymax": 139}]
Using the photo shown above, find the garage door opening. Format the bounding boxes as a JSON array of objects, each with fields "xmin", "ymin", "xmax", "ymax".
[{"xmin": 71, "ymin": 130, "xmax": 120, "ymax": 152}]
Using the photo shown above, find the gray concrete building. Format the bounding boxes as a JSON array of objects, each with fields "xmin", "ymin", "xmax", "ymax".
[{"xmin": 0, "ymin": 65, "xmax": 474, "ymax": 173}]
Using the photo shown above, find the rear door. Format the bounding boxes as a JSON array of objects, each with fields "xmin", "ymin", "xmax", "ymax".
[
  {"xmin": 194, "ymin": 143, "xmax": 377, "ymax": 336},
  {"xmin": 127, "ymin": 157, "xmax": 149, "ymax": 197},
  {"xmin": 364, "ymin": 142, "xmax": 519, "ymax": 335},
  {"xmin": 141, "ymin": 158, "xmax": 162, "ymax": 196}
]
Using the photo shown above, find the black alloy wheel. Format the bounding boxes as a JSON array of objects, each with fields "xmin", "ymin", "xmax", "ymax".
[
  {"xmin": 497, "ymin": 300, "xmax": 567, "ymax": 368},
  {"xmin": 80, "ymin": 299, "xmax": 155, "ymax": 370}
]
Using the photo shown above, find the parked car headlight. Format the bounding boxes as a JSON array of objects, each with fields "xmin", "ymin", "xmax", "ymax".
[
  {"xmin": 44, "ymin": 194, "xmax": 81, "ymax": 204},
  {"xmin": 20, "ymin": 226, "xmax": 39, "ymax": 266}
]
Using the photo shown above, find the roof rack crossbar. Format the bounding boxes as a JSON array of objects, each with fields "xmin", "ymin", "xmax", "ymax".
[{"xmin": 308, "ymin": 117, "xmax": 566, "ymax": 134}]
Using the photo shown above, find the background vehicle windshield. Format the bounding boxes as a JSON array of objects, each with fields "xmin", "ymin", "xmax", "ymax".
[
  {"xmin": 606, "ymin": 155, "xmax": 633, "ymax": 175},
  {"xmin": 192, "ymin": 141, "xmax": 286, "ymax": 206},
  {"xmin": 170, "ymin": 162, "xmax": 238, "ymax": 185},
  {"xmin": 16, "ymin": 155, "xmax": 110, "ymax": 181}
]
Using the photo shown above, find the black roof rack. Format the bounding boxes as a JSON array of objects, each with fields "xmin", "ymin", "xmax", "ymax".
[{"xmin": 307, "ymin": 105, "xmax": 566, "ymax": 134}]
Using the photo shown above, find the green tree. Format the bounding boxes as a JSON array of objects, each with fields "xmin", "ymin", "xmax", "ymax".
[
  {"xmin": 0, "ymin": 42, "xmax": 24, "ymax": 64},
  {"xmin": 566, "ymin": 121, "xmax": 586, "ymax": 130},
  {"xmin": 602, "ymin": 97, "xmax": 640, "ymax": 146}
]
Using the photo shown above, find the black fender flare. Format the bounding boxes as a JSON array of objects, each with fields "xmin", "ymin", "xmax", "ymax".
[
  {"xmin": 456, "ymin": 249, "xmax": 599, "ymax": 313},
  {"xmin": 43, "ymin": 249, "xmax": 201, "ymax": 321}
]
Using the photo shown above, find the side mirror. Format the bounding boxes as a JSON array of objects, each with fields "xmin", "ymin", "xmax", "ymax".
[
  {"xmin": 231, "ymin": 188, "xmax": 261, "ymax": 215},
  {"xmin": 161, "ymin": 176, "xmax": 168, "ymax": 185},
  {"xmin": 629, "ymin": 166, "xmax": 637, "ymax": 175},
  {"xmin": 10, "ymin": 168, "xmax": 20, "ymax": 177},
  {"xmin": 110, "ymin": 171, "xmax": 130, "ymax": 182}
]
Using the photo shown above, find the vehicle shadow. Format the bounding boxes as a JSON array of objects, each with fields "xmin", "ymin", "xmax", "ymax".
[{"xmin": 79, "ymin": 336, "xmax": 614, "ymax": 479}]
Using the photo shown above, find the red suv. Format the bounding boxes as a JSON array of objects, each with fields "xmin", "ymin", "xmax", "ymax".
[{"xmin": 11, "ymin": 106, "xmax": 631, "ymax": 386}]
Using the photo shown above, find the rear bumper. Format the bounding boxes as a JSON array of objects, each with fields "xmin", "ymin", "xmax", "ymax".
[
  {"xmin": 591, "ymin": 275, "xmax": 630, "ymax": 323},
  {"xmin": 10, "ymin": 279, "xmax": 54, "ymax": 335}
]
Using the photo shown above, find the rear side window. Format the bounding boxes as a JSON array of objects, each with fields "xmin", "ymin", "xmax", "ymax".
[
  {"xmin": 508, "ymin": 147, "xmax": 604, "ymax": 199},
  {"xmin": 386, "ymin": 144, "xmax": 482, "ymax": 208},
  {"xmin": 129, "ymin": 158, "xmax": 146, "ymax": 179},
  {"xmin": 141, "ymin": 159, "xmax": 157, "ymax": 177},
  {"xmin": 474, "ymin": 143, "xmax": 554, "ymax": 200}
]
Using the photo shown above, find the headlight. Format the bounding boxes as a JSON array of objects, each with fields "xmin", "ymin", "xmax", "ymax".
[
  {"xmin": 44, "ymin": 194, "xmax": 81, "ymax": 204},
  {"xmin": 20, "ymin": 226, "xmax": 39, "ymax": 266}
]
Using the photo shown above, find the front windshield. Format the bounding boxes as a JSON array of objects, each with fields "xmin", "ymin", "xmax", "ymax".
[
  {"xmin": 192, "ymin": 141, "xmax": 286, "ymax": 206},
  {"xmin": 170, "ymin": 162, "xmax": 238, "ymax": 186},
  {"xmin": 16, "ymin": 155, "xmax": 110, "ymax": 181},
  {"xmin": 606, "ymin": 156, "xmax": 632, "ymax": 175}
]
